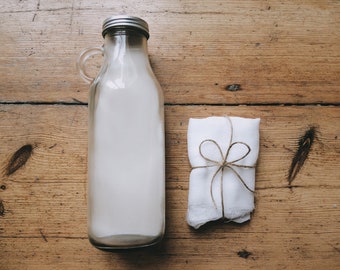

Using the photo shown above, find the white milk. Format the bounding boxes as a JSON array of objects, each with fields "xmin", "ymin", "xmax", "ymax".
[{"xmin": 87, "ymin": 40, "xmax": 165, "ymax": 248}]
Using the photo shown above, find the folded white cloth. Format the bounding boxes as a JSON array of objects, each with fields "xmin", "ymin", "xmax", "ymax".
[{"xmin": 187, "ymin": 116, "xmax": 260, "ymax": 229}]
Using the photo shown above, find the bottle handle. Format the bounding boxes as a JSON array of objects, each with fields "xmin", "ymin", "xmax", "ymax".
[{"xmin": 77, "ymin": 46, "xmax": 104, "ymax": 84}]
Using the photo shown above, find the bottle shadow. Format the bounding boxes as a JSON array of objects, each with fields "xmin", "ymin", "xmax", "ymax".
[{"xmin": 102, "ymin": 238, "xmax": 169, "ymax": 269}]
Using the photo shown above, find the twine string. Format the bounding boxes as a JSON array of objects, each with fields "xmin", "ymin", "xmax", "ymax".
[{"xmin": 191, "ymin": 117, "xmax": 255, "ymax": 219}]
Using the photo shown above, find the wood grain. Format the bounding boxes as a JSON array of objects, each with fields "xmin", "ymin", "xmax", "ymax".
[
  {"xmin": 1, "ymin": 0, "xmax": 339, "ymax": 269},
  {"xmin": 1, "ymin": 1, "xmax": 339, "ymax": 104},
  {"xmin": 0, "ymin": 105, "xmax": 339, "ymax": 269}
]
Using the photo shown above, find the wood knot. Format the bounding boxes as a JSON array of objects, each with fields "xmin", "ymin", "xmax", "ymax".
[
  {"xmin": 4, "ymin": 144, "xmax": 34, "ymax": 176},
  {"xmin": 288, "ymin": 127, "xmax": 316, "ymax": 185},
  {"xmin": 225, "ymin": 84, "xmax": 241, "ymax": 91},
  {"xmin": 0, "ymin": 200, "xmax": 5, "ymax": 216},
  {"xmin": 237, "ymin": 249, "xmax": 252, "ymax": 259}
]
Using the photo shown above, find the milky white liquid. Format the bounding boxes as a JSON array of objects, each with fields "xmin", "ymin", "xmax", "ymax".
[{"xmin": 88, "ymin": 45, "xmax": 165, "ymax": 248}]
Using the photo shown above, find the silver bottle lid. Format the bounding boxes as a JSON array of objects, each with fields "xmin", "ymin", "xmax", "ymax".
[{"xmin": 102, "ymin": 15, "xmax": 149, "ymax": 39}]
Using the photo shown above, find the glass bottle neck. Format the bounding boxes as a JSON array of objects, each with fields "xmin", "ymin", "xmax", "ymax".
[{"xmin": 103, "ymin": 30, "xmax": 149, "ymax": 64}]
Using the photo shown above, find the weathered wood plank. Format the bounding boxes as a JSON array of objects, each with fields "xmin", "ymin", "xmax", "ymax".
[
  {"xmin": 1, "ymin": 105, "xmax": 338, "ymax": 186},
  {"xmin": 1, "ymin": 1, "xmax": 339, "ymax": 104},
  {"xmin": 0, "ymin": 105, "xmax": 339, "ymax": 269},
  {"xmin": 1, "ymin": 182, "xmax": 339, "ymax": 237},
  {"xmin": 0, "ymin": 233, "xmax": 339, "ymax": 270}
]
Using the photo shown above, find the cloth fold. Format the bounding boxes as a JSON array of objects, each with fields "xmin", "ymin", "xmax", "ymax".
[{"xmin": 187, "ymin": 116, "xmax": 260, "ymax": 229}]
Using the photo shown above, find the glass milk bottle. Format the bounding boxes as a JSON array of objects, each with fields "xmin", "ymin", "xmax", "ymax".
[{"xmin": 78, "ymin": 15, "xmax": 165, "ymax": 249}]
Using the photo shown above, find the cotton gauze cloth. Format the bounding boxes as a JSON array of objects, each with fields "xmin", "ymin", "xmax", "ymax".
[{"xmin": 187, "ymin": 116, "xmax": 260, "ymax": 229}]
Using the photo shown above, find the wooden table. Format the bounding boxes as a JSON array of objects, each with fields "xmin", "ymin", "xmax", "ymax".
[{"xmin": 1, "ymin": 1, "xmax": 339, "ymax": 269}]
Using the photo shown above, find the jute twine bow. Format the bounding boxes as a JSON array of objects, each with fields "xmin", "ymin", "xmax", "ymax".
[{"xmin": 191, "ymin": 117, "xmax": 255, "ymax": 219}]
